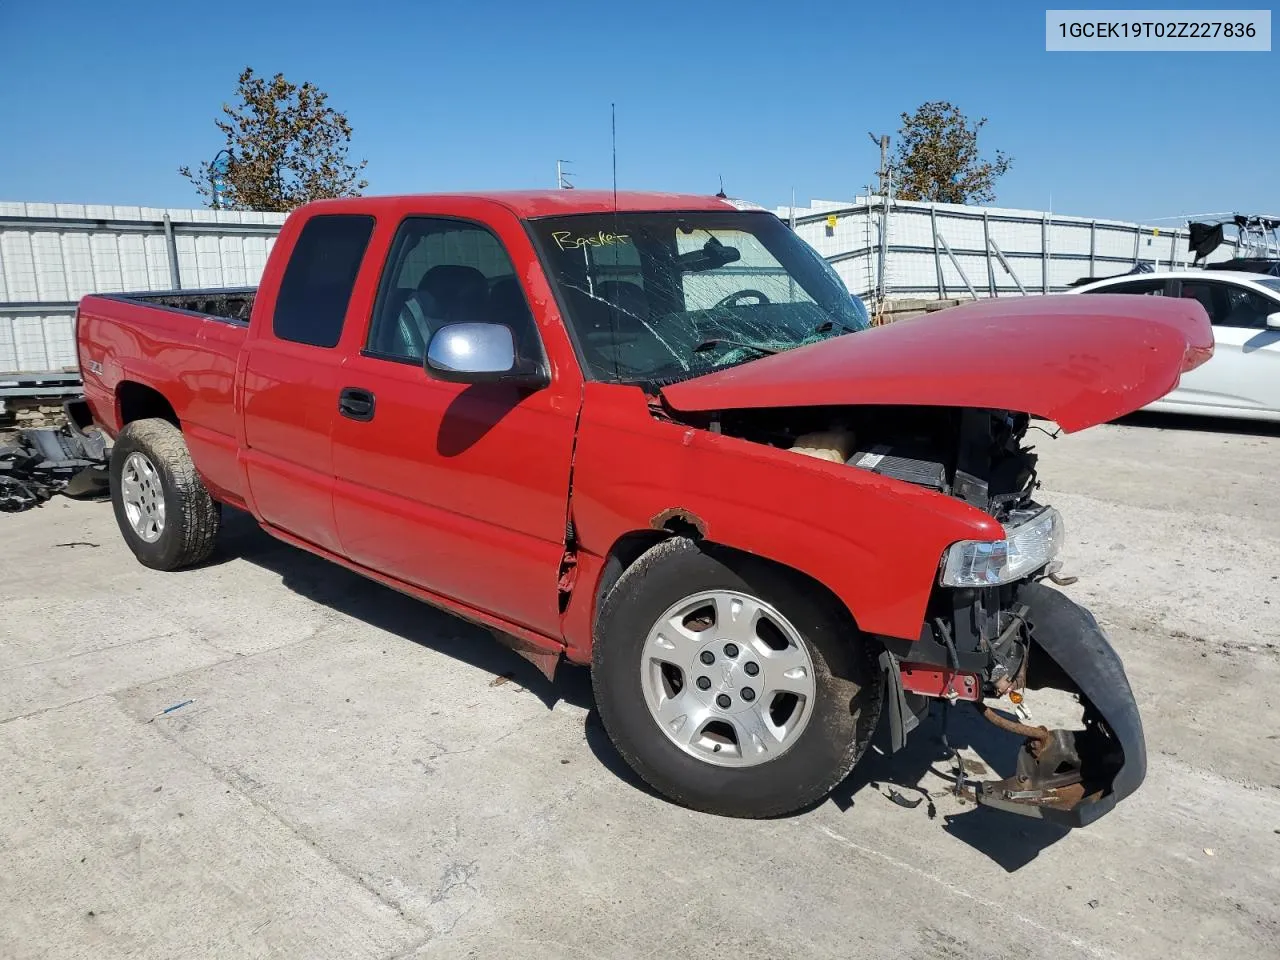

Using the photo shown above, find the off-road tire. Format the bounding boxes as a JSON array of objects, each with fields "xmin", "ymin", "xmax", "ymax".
[
  {"xmin": 109, "ymin": 418, "xmax": 219, "ymax": 570},
  {"xmin": 592, "ymin": 538, "xmax": 882, "ymax": 818}
]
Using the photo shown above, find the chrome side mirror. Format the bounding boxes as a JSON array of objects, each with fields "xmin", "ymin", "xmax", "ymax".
[{"xmin": 424, "ymin": 322, "xmax": 548, "ymax": 388}]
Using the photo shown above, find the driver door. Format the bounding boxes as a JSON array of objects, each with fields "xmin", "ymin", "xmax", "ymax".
[{"xmin": 330, "ymin": 215, "xmax": 578, "ymax": 637}]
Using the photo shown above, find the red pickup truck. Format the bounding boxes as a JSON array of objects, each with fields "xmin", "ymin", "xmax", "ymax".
[{"xmin": 75, "ymin": 190, "xmax": 1211, "ymax": 825}]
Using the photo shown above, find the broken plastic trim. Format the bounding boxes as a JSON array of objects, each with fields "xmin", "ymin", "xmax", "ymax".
[
  {"xmin": 0, "ymin": 422, "xmax": 109, "ymax": 512},
  {"xmin": 970, "ymin": 582, "xmax": 1145, "ymax": 827}
]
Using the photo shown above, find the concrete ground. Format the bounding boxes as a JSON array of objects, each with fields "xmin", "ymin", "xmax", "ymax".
[{"xmin": 2, "ymin": 414, "xmax": 1278, "ymax": 960}]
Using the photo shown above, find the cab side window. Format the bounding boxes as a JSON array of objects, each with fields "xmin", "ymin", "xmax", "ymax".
[
  {"xmin": 367, "ymin": 218, "xmax": 541, "ymax": 364},
  {"xmin": 273, "ymin": 215, "xmax": 375, "ymax": 348}
]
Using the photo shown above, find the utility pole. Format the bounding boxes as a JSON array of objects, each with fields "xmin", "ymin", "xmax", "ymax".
[
  {"xmin": 867, "ymin": 132, "xmax": 889, "ymax": 198},
  {"xmin": 867, "ymin": 133, "xmax": 892, "ymax": 314}
]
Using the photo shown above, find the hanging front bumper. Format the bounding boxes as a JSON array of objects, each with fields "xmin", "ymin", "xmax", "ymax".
[{"xmin": 973, "ymin": 582, "xmax": 1147, "ymax": 828}]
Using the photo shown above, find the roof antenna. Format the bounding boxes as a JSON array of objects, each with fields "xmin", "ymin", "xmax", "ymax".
[
  {"xmin": 715, "ymin": 175, "xmax": 727, "ymax": 199},
  {"xmin": 610, "ymin": 101, "xmax": 620, "ymax": 381}
]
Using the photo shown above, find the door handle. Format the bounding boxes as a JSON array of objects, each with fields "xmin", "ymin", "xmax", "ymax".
[{"xmin": 338, "ymin": 387, "xmax": 376, "ymax": 422}]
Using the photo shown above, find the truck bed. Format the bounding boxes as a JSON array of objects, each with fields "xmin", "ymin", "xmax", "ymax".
[
  {"xmin": 77, "ymin": 288, "xmax": 256, "ymax": 505},
  {"xmin": 100, "ymin": 287, "xmax": 257, "ymax": 324}
]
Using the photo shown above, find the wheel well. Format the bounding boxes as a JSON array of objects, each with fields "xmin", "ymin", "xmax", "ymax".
[
  {"xmin": 593, "ymin": 530, "xmax": 668, "ymax": 629},
  {"xmin": 117, "ymin": 381, "xmax": 179, "ymax": 428},
  {"xmin": 593, "ymin": 529, "xmax": 862, "ymax": 641}
]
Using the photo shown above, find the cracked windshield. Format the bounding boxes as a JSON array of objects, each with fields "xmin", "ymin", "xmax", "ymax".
[{"xmin": 531, "ymin": 211, "xmax": 870, "ymax": 383}]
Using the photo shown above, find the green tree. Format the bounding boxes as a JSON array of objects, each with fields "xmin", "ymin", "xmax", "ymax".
[
  {"xmin": 179, "ymin": 68, "xmax": 368, "ymax": 212},
  {"xmin": 891, "ymin": 101, "xmax": 1012, "ymax": 205}
]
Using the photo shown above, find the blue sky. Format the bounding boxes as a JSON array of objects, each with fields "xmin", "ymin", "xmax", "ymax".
[{"xmin": 0, "ymin": 1, "xmax": 1274, "ymax": 222}]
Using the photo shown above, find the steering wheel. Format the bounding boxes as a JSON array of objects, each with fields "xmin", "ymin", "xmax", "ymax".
[{"xmin": 714, "ymin": 289, "xmax": 771, "ymax": 308}]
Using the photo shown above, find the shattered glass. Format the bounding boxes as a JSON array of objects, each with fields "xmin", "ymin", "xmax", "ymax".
[{"xmin": 529, "ymin": 212, "xmax": 870, "ymax": 384}]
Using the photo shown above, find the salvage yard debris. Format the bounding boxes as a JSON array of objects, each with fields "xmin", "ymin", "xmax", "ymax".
[
  {"xmin": 146, "ymin": 700, "xmax": 195, "ymax": 723},
  {"xmin": 0, "ymin": 423, "xmax": 109, "ymax": 512}
]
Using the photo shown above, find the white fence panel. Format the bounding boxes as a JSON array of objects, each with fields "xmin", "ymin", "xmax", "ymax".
[
  {"xmin": 780, "ymin": 197, "xmax": 1237, "ymax": 301},
  {"xmin": 1, "ymin": 194, "xmax": 1252, "ymax": 379},
  {"xmin": 0, "ymin": 201, "xmax": 286, "ymax": 375}
]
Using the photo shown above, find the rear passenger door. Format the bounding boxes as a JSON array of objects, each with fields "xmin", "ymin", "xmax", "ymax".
[
  {"xmin": 331, "ymin": 216, "xmax": 578, "ymax": 638},
  {"xmin": 1083, "ymin": 278, "xmax": 1198, "ymax": 408},
  {"xmin": 241, "ymin": 213, "xmax": 375, "ymax": 554},
  {"xmin": 1173, "ymin": 278, "xmax": 1280, "ymax": 413}
]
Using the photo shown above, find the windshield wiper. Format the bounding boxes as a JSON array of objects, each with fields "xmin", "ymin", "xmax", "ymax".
[
  {"xmin": 813, "ymin": 319, "xmax": 858, "ymax": 335},
  {"xmin": 692, "ymin": 337, "xmax": 779, "ymax": 356}
]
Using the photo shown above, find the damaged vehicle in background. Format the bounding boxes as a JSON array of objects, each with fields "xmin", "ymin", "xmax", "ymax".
[
  {"xmin": 73, "ymin": 191, "xmax": 1211, "ymax": 827},
  {"xmin": 0, "ymin": 411, "xmax": 109, "ymax": 512}
]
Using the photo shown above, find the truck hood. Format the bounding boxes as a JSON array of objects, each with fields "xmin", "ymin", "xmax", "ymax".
[{"xmin": 661, "ymin": 294, "xmax": 1213, "ymax": 432}]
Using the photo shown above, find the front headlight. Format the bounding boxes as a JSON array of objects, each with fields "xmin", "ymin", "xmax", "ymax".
[{"xmin": 940, "ymin": 507, "xmax": 1065, "ymax": 587}]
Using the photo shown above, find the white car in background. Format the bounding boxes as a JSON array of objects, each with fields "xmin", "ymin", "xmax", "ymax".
[{"xmin": 1070, "ymin": 270, "xmax": 1280, "ymax": 422}]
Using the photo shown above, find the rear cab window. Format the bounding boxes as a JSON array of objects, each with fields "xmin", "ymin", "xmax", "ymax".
[{"xmin": 273, "ymin": 214, "xmax": 376, "ymax": 347}]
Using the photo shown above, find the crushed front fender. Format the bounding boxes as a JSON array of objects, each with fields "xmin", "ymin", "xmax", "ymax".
[{"xmin": 974, "ymin": 582, "xmax": 1147, "ymax": 827}]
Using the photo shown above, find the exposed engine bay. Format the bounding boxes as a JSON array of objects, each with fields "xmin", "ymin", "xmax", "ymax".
[
  {"xmin": 690, "ymin": 402, "xmax": 1041, "ymax": 521},
  {"xmin": 665, "ymin": 402, "xmax": 1045, "ymax": 689},
  {"xmin": 660, "ymin": 400, "xmax": 1137, "ymax": 824},
  {"xmin": 692, "ymin": 402, "xmax": 1045, "ymax": 692}
]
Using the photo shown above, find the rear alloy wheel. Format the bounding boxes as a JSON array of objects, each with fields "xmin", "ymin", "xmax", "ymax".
[
  {"xmin": 109, "ymin": 418, "xmax": 220, "ymax": 570},
  {"xmin": 119, "ymin": 451, "xmax": 167, "ymax": 543},
  {"xmin": 593, "ymin": 538, "xmax": 881, "ymax": 818}
]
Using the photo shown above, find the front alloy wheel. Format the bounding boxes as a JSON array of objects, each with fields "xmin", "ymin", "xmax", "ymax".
[
  {"xmin": 640, "ymin": 590, "xmax": 816, "ymax": 767},
  {"xmin": 592, "ymin": 538, "xmax": 881, "ymax": 818}
]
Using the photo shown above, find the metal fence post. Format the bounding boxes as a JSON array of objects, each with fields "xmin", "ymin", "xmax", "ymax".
[
  {"xmin": 982, "ymin": 211, "xmax": 995, "ymax": 296},
  {"xmin": 1089, "ymin": 220, "xmax": 1097, "ymax": 278},
  {"xmin": 1041, "ymin": 213, "xmax": 1050, "ymax": 293},
  {"xmin": 162, "ymin": 214, "xmax": 182, "ymax": 290},
  {"xmin": 930, "ymin": 205, "xmax": 945, "ymax": 299},
  {"xmin": 1169, "ymin": 231, "xmax": 1178, "ymax": 270},
  {"xmin": 988, "ymin": 238, "xmax": 1026, "ymax": 295},
  {"xmin": 862, "ymin": 204, "xmax": 875, "ymax": 302},
  {"xmin": 936, "ymin": 232, "xmax": 978, "ymax": 299},
  {"xmin": 879, "ymin": 196, "xmax": 890, "ymax": 301},
  {"xmin": 1132, "ymin": 226, "xmax": 1141, "ymax": 265}
]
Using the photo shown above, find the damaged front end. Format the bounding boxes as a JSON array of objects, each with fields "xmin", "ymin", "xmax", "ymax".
[
  {"xmin": 646, "ymin": 294, "xmax": 1200, "ymax": 826},
  {"xmin": 887, "ymin": 577, "xmax": 1145, "ymax": 827},
  {"xmin": 696, "ymin": 401, "xmax": 1145, "ymax": 826},
  {"xmin": 874, "ymin": 409, "xmax": 1145, "ymax": 827},
  {"xmin": 972, "ymin": 582, "xmax": 1145, "ymax": 826}
]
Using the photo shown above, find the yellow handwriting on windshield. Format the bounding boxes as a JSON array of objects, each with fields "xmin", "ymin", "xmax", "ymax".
[{"xmin": 551, "ymin": 230, "xmax": 631, "ymax": 251}]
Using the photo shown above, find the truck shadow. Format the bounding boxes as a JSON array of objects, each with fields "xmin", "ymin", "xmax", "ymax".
[
  {"xmin": 825, "ymin": 705, "xmax": 1070, "ymax": 871},
  {"xmin": 214, "ymin": 508, "xmax": 594, "ymax": 713},
  {"xmin": 436, "ymin": 382, "xmax": 529, "ymax": 458},
  {"xmin": 214, "ymin": 508, "xmax": 1066, "ymax": 869},
  {"xmin": 1115, "ymin": 410, "xmax": 1280, "ymax": 436}
]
